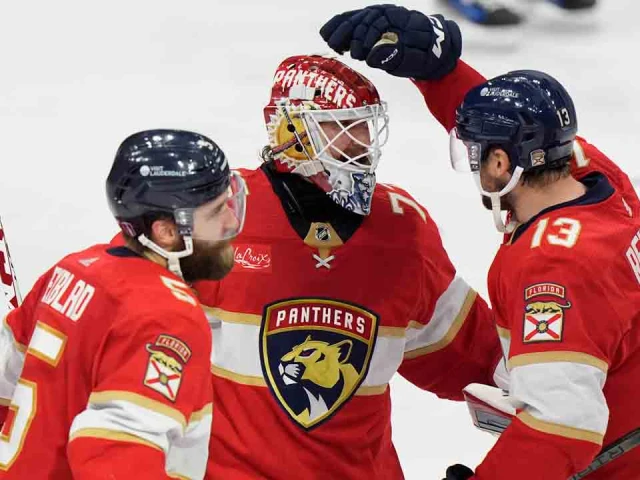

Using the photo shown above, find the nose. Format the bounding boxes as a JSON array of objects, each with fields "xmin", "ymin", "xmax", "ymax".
[
  {"xmin": 350, "ymin": 123, "xmax": 371, "ymax": 143},
  {"xmin": 225, "ymin": 207, "xmax": 240, "ymax": 233}
]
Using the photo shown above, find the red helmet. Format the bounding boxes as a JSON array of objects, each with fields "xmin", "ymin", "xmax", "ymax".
[{"xmin": 262, "ymin": 55, "xmax": 389, "ymax": 215}]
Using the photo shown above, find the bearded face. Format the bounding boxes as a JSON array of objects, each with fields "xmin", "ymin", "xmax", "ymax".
[{"xmin": 179, "ymin": 238, "xmax": 235, "ymax": 283}]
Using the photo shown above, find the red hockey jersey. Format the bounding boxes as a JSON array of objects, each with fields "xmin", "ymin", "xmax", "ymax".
[
  {"xmin": 479, "ymin": 169, "xmax": 640, "ymax": 480},
  {"xmin": 194, "ymin": 167, "xmax": 504, "ymax": 480},
  {"xmin": 0, "ymin": 244, "xmax": 213, "ymax": 479},
  {"xmin": 415, "ymin": 61, "xmax": 640, "ymax": 479}
]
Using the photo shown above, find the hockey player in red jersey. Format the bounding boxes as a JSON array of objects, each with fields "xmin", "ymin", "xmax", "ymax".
[
  {"xmin": 321, "ymin": 5, "xmax": 640, "ymax": 479},
  {"xmin": 194, "ymin": 54, "xmax": 506, "ymax": 479},
  {"xmin": 0, "ymin": 129, "xmax": 246, "ymax": 479}
]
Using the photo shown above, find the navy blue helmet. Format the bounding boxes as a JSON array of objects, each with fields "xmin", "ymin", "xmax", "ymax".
[
  {"xmin": 106, "ymin": 129, "xmax": 230, "ymax": 237},
  {"xmin": 455, "ymin": 70, "xmax": 577, "ymax": 173}
]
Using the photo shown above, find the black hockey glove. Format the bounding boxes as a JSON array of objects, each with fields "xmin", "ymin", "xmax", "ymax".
[
  {"xmin": 319, "ymin": 4, "xmax": 462, "ymax": 80},
  {"xmin": 442, "ymin": 464, "xmax": 475, "ymax": 480}
]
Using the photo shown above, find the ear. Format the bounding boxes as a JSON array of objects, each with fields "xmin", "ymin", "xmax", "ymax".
[
  {"xmin": 486, "ymin": 148, "xmax": 512, "ymax": 178},
  {"xmin": 150, "ymin": 218, "xmax": 179, "ymax": 250},
  {"xmin": 334, "ymin": 340, "xmax": 353, "ymax": 364}
]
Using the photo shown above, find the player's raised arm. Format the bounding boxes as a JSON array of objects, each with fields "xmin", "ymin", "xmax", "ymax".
[
  {"xmin": 320, "ymin": 4, "xmax": 640, "ymax": 216},
  {"xmin": 320, "ymin": 4, "xmax": 482, "ymax": 132}
]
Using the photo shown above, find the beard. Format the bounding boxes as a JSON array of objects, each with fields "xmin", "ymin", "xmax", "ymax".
[
  {"xmin": 179, "ymin": 238, "xmax": 234, "ymax": 283},
  {"xmin": 480, "ymin": 177, "xmax": 515, "ymax": 212},
  {"xmin": 481, "ymin": 194, "xmax": 515, "ymax": 212}
]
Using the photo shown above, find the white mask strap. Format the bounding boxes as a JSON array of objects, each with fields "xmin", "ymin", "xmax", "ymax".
[
  {"xmin": 138, "ymin": 234, "xmax": 194, "ymax": 279},
  {"xmin": 474, "ymin": 166, "xmax": 524, "ymax": 233}
]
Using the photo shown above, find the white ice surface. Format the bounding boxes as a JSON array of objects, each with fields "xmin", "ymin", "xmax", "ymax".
[{"xmin": 1, "ymin": 1, "xmax": 638, "ymax": 477}]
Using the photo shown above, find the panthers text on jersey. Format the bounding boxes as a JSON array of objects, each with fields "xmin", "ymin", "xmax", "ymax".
[
  {"xmin": 194, "ymin": 166, "xmax": 504, "ymax": 480},
  {"xmin": 0, "ymin": 244, "xmax": 212, "ymax": 479},
  {"xmin": 415, "ymin": 60, "xmax": 640, "ymax": 479}
]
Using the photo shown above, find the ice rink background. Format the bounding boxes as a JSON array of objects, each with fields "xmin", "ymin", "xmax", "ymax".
[{"xmin": 1, "ymin": 1, "xmax": 638, "ymax": 477}]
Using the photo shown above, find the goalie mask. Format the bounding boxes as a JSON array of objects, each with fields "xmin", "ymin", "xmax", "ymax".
[{"xmin": 263, "ymin": 55, "xmax": 389, "ymax": 216}]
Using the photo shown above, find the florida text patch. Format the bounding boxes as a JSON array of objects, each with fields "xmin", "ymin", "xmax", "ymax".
[{"xmin": 523, "ymin": 283, "xmax": 571, "ymax": 343}]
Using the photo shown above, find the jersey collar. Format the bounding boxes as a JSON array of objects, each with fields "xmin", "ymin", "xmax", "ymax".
[{"xmin": 509, "ymin": 173, "xmax": 614, "ymax": 244}]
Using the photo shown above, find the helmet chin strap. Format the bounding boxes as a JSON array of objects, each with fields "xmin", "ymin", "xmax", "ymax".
[
  {"xmin": 474, "ymin": 166, "xmax": 524, "ymax": 233},
  {"xmin": 138, "ymin": 234, "xmax": 194, "ymax": 279},
  {"xmin": 489, "ymin": 193, "xmax": 517, "ymax": 234}
]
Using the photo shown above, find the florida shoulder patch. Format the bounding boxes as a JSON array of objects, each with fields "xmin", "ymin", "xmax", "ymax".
[
  {"xmin": 143, "ymin": 334, "xmax": 191, "ymax": 402},
  {"xmin": 523, "ymin": 283, "xmax": 571, "ymax": 343},
  {"xmin": 260, "ymin": 298, "xmax": 379, "ymax": 430}
]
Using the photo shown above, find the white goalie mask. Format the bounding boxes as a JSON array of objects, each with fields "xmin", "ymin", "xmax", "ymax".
[{"xmin": 263, "ymin": 55, "xmax": 389, "ymax": 216}]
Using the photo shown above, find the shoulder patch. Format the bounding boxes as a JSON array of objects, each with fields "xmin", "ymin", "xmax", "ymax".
[
  {"xmin": 143, "ymin": 335, "xmax": 191, "ymax": 402},
  {"xmin": 523, "ymin": 283, "xmax": 571, "ymax": 344}
]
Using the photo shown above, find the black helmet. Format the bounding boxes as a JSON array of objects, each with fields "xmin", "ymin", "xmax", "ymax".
[
  {"xmin": 451, "ymin": 70, "xmax": 578, "ymax": 233},
  {"xmin": 455, "ymin": 70, "xmax": 577, "ymax": 173},
  {"xmin": 106, "ymin": 129, "xmax": 230, "ymax": 237}
]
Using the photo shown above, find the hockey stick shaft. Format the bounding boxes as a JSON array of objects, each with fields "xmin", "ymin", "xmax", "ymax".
[
  {"xmin": 0, "ymin": 217, "xmax": 22, "ymax": 311},
  {"xmin": 569, "ymin": 427, "xmax": 640, "ymax": 479}
]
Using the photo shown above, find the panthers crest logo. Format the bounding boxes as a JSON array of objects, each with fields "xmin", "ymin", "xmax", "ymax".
[
  {"xmin": 523, "ymin": 283, "xmax": 571, "ymax": 343},
  {"xmin": 260, "ymin": 298, "xmax": 379, "ymax": 430}
]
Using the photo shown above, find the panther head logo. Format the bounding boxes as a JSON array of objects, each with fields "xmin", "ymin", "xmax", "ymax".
[
  {"xmin": 261, "ymin": 298, "xmax": 379, "ymax": 430},
  {"xmin": 278, "ymin": 335, "xmax": 359, "ymax": 424},
  {"xmin": 145, "ymin": 345, "xmax": 183, "ymax": 373}
]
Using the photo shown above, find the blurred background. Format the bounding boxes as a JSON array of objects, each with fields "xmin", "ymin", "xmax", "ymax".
[{"xmin": 1, "ymin": 0, "xmax": 636, "ymax": 477}]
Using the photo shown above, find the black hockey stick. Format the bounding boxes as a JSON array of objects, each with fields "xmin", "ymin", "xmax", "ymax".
[{"xmin": 569, "ymin": 427, "xmax": 640, "ymax": 479}]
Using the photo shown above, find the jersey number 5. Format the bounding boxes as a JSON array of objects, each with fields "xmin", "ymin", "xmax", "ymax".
[
  {"xmin": 0, "ymin": 322, "xmax": 67, "ymax": 469},
  {"xmin": 530, "ymin": 217, "xmax": 582, "ymax": 249}
]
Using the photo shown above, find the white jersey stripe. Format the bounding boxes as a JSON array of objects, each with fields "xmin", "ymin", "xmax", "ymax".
[
  {"xmin": 70, "ymin": 396, "xmax": 186, "ymax": 454},
  {"xmin": 70, "ymin": 394, "xmax": 212, "ymax": 478},
  {"xmin": 27, "ymin": 322, "xmax": 66, "ymax": 367},
  {"xmin": 210, "ymin": 320, "xmax": 405, "ymax": 388},
  {"xmin": 404, "ymin": 277, "xmax": 475, "ymax": 357},
  {"xmin": 166, "ymin": 405, "xmax": 212, "ymax": 480},
  {"xmin": 510, "ymin": 361, "xmax": 609, "ymax": 440}
]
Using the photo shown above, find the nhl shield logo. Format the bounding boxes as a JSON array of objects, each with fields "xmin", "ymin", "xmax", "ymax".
[{"xmin": 260, "ymin": 298, "xmax": 379, "ymax": 430}]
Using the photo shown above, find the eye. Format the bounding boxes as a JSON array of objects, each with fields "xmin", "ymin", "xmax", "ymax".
[
  {"xmin": 298, "ymin": 349, "xmax": 315, "ymax": 358},
  {"xmin": 209, "ymin": 204, "xmax": 225, "ymax": 218}
]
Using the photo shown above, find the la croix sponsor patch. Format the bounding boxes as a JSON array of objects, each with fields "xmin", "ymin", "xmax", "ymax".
[
  {"xmin": 233, "ymin": 244, "xmax": 272, "ymax": 272},
  {"xmin": 523, "ymin": 283, "xmax": 572, "ymax": 344}
]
